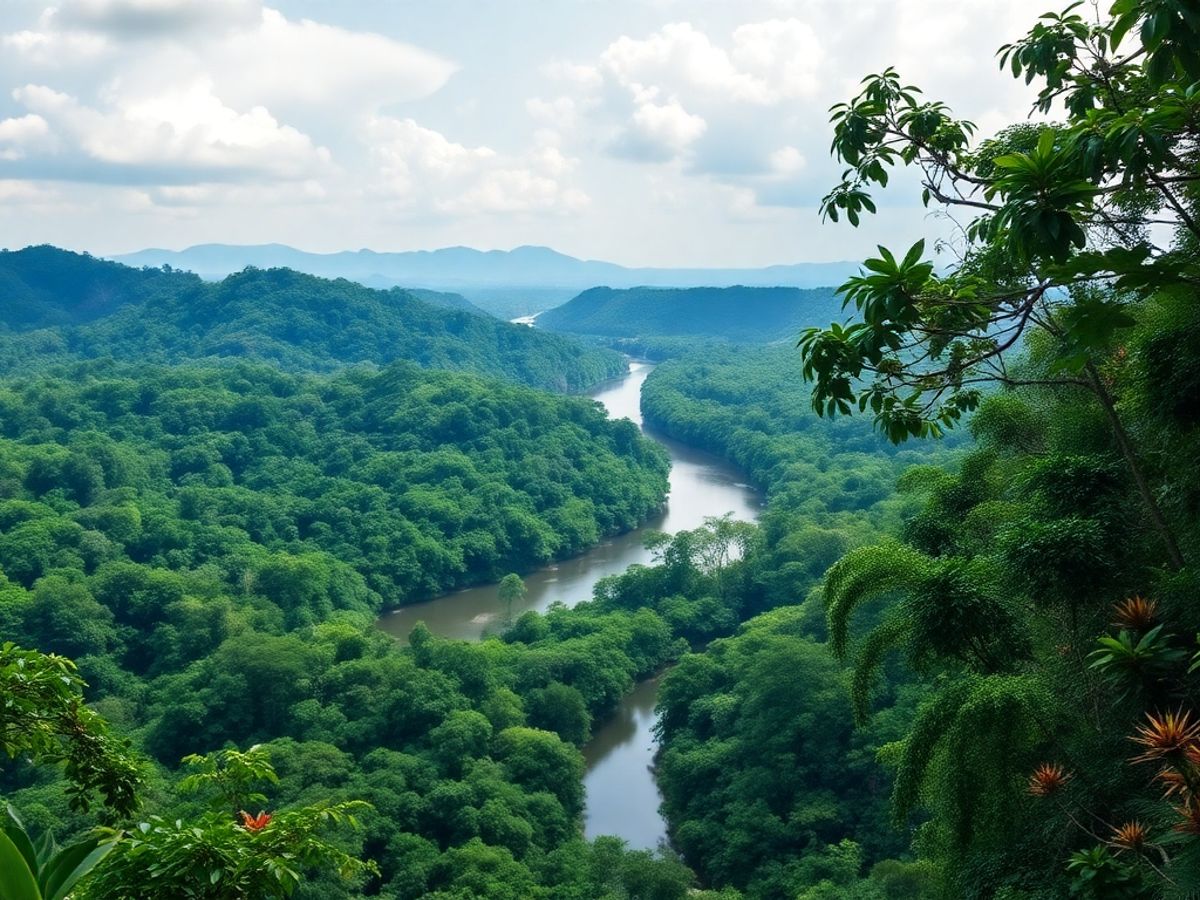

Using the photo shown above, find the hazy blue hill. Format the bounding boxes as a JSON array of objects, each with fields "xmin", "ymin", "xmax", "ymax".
[
  {"xmin": 110, "ymin": 243, "xmax": 859, "ymax": 318},
  {"xmin": 0, "ymin": 246, "xmax": 625, "ymax": 392},
  {"xmin": 536, "ymin": 285, "xmax": 845, "ymax": 343}
]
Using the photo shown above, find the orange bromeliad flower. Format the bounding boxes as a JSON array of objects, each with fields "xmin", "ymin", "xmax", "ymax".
[
  {"xmin": 1112, "ymin": 596, "xmax": 1158, "ymax": 631},
  {"xmin": 1027, "ymin": 762, "xmax": 1073, "ymax": 797},
  {"xmin": 1187, "ymin": 743, "xmax": 1200, "ymax": 767},
  {"xmin": 1174, "ymin": 797, "xmax": 1200, "ymax": 835},
  {"xmin": 1109, "ymin": 820, "xmax": 1149, "ymax": 853},
  {"xmin": 239, "ymin": 811, "xmax": 272, "ymax": 832},
  {"xmin": 1130, "ymin": 709, "xmax": 1200, "ymax": 763},
  {"xmin": 1157, "ymin": 766, "xmax": 1190, "ymax": 799}
]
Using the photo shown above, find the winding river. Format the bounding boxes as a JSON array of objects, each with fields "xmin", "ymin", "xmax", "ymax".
[{"xmin": 377, "ymin": 362, "xmax": 762, "ymax": 849}]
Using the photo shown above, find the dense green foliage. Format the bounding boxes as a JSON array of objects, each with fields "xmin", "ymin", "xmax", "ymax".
[
  {"xmin": 0, "ymin": 647, "xmax": 374, "ymax": 899},
  {"xmin": 643, "ymin": 346, "xmax": 943, "ymax": 496},
  {"xmin": 2, "ymin": 593, "xmax": 707, "ymax": 897},
  {"xmin": 0, "ymin": 360, "xmax": 666, "ymax": 615},
  {"xmin": 0, "ymin": 247, "xmax": 624, "ymax": 392},
  {"xmin": 0, "ymin": 337, "xmax": 943, "ymax": 897},
  {"xmin": 626, "ymin": 349, "xmax": 951, "ymax": 896},
  {"xmin": 538, "ymin": 286, "xmax": 841, "ymax": 344},
  {"xmin": 786, "ymin": 0, "xmax": 1200, "ymax": 896},
  {"xmin": 815, "ymin": 312, "xmax": 1200, "ymax": 896},
  {"xmin": 0, "ymin": 355, "xmax": 706, "ymax": 897},
  {"xmin": 0, "ymin": 642, "xmax": 141, "ymax": 819},
  {"xmin": 656, "ymin": 609, "xmax": 920, "ymax": 899},
  {"xmin": 642, "ymin": 347, "xmax": 960, "ymax": 577},
  {"xmin": 8, "ymin": 1, "xmax": 1200, "ymax": 895}
]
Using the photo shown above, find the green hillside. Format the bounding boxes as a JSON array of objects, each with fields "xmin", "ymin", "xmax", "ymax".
[
  {"xmin": 0, "ymin": 247, "xmax": 624, "ymax": 392},
  {"xmin": 406, "ymin": 287, "xmax": 490, "ymax": 316},
  {"xmin": 537, "ymin": 285, "xmax": 844, "ymax": 343}
]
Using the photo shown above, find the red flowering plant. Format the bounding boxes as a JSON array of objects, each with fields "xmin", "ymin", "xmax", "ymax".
[
  {"xmin": 1029, "ymin": 598, "xmax": 1200, "ymax": 893},
  {"xmin": 78, "ymin": 746, "xmax": 376, "ymax": 899}
]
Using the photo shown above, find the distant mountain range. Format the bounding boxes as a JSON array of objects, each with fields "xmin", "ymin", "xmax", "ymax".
[{"xmin": 110, "ymin": 244, "xmax": 860, "ymax": 319}]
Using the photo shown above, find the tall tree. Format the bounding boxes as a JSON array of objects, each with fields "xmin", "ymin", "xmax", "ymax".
[{"xmin": 798, "ymin": 0, "xmax": 1200, "ymax": 568}]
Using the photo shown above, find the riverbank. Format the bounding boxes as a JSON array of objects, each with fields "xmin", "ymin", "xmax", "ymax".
[{"xmin": 375, "ymin": 360, "xmax": 763, "ymax": 849}]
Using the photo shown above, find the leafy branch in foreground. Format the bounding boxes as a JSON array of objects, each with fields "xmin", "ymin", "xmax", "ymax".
[
  {"xmin": 799, "ymin": 0, "xmax": 1200, "ymax": 568},
  {"xmin": 0, "ymin": 642, "xmax": 143, "ymax": 817},
  {"xmin": 78, "ymin": 744, "xmax": 376, "ymax": 899}
]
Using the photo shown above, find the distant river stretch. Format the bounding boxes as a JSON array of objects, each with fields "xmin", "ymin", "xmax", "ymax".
[{"xmin": 377, "ymin": 362, "xmax": 762, "ymax": 849}]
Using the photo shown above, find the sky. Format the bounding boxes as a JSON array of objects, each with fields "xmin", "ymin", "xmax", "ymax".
[{"xmin": 0, "ymin": 0, "xmax": 1054, "ymax": 266}]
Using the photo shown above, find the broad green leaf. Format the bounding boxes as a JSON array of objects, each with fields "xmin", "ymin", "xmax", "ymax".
[
  {"xmin": 0, "ymin": 831, "xmax": 41, "ymax": 900},
  {"xmin": 1036, "ymin": 128, "xmax": 1056, "ymax": 156},
  {"xmin": 2, "ymin": 808, "xmax": 38, "ymax": 880},
  {"xmin": 40, "ymin": 838, "xmax": 118, "ymax": 900},
  {"xmin": 901, "ymin": 239, "xmax": 926, "ymax": 269}
]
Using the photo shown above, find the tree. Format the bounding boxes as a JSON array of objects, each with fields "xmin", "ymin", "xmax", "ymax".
[
  {"xmin": 492, "ymin": 728, "xmax": 584, "ymax": 820},
  {"xmin": 497, "ymin": 573, "xmax": 527, "ymax": 628},
  {"xmin": 525, "ymin": 683, "xmax": 591, "ymax": 745},
  {"xmin": 798, "ymin": 0, "xmax": 1200, "ymax": 568}
]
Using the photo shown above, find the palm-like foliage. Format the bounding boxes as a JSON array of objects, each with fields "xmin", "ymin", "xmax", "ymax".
[
  {"xmin": 824, "ymin": 544, "xmax": 1026, "ymax": 721},
  {"xmin": 1089, "ymin": 626, "xmax": 1187, "ymax": 695}
]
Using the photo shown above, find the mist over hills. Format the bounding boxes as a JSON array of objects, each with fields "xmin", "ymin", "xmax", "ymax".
[{"xmin": 111, "ymin": 244, "xmax": 860, "ymax": 318}]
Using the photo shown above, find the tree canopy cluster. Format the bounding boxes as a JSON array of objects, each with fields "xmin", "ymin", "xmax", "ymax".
[
  {"xmin": 777, "ymin": 0, "xmax": 1200, "ymax": 894},
  {"xmin": 634, "ymin": 0, "xmax": 1200, "ymax": 892},
  {"xmin": 0, "ymin": 359, "xmax": 667, "ymax": 622}
]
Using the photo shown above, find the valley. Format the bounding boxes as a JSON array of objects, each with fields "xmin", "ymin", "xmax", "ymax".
[
  {"xmin": 3, "ymin": 1, "xmax": 1199, "ymax": 895},
  {"xmin": 380, "ymin": 360, "xmax": 763, "ymax": 850}
]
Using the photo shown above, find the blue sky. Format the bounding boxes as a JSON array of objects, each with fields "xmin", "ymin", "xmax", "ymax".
[{"xmin": 0, "ymin": 0, "xmax": 1049, "ymax": 265}]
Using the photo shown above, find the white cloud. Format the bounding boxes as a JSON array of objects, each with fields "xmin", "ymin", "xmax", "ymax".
[
  {"xmin": 0, "ymin": 113, "xmax": 52, "ymax": 160},
  {"xmin": 9, "ymin": 79, "xmax": 330, "ymax": 181},
  {"xmin": 600, "ymin": 20, "xmax": 822, "ymax": 106},
  {"xmin": 2, "ymin": 6, "xmax": 456, "ymax": 123},
  {"xmin": 204, "ymin": 9, "xmax": 456, "ymax": 120},
  {"xmin": 610, "ymin": 94, "xmax": 707, "ymax": 162},
  {"xmin": 0, "ymin": 0, "xmax": 1060, "ymax": 265},
  {"xmin": 0, "ymin": 178, "xmax": 57, "ymax": 202},
  {"xmin": 526, "ymin": 96, "xmax": 582, "ymax": 130},
  {"xmin": 729, "ymin": 19, "xmax": 823, "ymax": 102},
  {"xmin": 540, "ymin": 61, "xmax": 603, "ymax": 91},
  {"xmin": 546, "ymin": 19, "xmax": 824, "ymax": 175},
  {"xmin": 55, "ymin": 0, "xmax": 263, "ymax": 37},
  {"xmin": 768, "ymin": 145, "xmax": 805, "ymax": 177},
  {"xmin": 541, "ymin": 4, "xmax": 1050, "ymax": 220},
  {"xmin": 0, "ymin": 4, "xmax": 453, "ymax": 193},
  {"xmin": 366, "ymin": 117, "xmax": 587, "ymax": 216}
]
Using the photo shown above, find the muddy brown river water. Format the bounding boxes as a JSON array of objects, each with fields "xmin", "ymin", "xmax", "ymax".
[{"xmin": 377, "ymin": 362, "xmax": 762, "ymax": 849}]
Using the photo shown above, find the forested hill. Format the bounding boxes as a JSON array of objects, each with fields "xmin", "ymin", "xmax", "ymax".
[
  {"xmin": 405, "ymin": 287, "xmax": 490, "ymax": 316},
  {"xmin": 0, "ymin": 246, "xmax": 625, "ymax": 392},
  {"xmin": 0, "ymin": 360, "xmax": 669, "ymax": 609},
  {"xmin": 536, "ymin": 285, "xmax": 843, "ymax": 343}
]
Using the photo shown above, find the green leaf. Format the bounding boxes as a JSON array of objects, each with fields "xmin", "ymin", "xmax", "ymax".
[
  {"xmin": 40, "ymin": 837, "xmax": 118, "ymax": 900},
  {"xmin": 901, "ymin": 239, "xmax": 926, "ymax": 269},
  {"xmin": 0, "ymin": 831, "xmax": 42, "ymax": 900},
  {"xmin": 2, "ymin": 808, "xmax": 38, "ymax": 880},
  {"xmin": 1036, "ymin": 128, "xmax": 1056, "ymax": 156}
]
